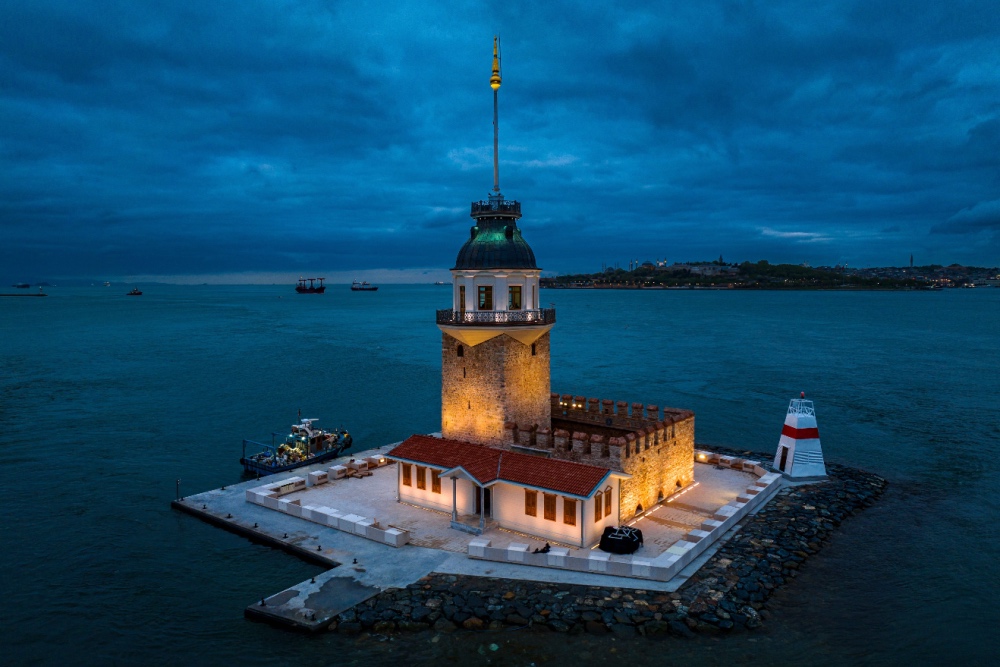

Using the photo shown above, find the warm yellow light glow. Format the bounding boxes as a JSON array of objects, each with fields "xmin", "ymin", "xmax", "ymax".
[{"xmin": 490, "ymin": 36, "xmax": 502, "ymax": 90}]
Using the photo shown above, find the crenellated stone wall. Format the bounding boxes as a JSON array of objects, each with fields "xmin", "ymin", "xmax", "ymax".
[{"xmin": 501, "ymin": 393, "xmax": 695, "ymax": 521}]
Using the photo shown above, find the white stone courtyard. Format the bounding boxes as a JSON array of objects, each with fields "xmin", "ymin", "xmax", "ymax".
[{"xmin": 253, "ymin": 451, "xmax": 764, "ymax": 561}]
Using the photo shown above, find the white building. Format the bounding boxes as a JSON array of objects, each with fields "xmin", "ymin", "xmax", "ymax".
[{"xmin": 390, "ymin": 435, "xmax": 630, "ymax": 547}]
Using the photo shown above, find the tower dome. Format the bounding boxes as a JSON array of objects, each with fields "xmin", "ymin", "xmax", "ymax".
[{"xmin": 453, "ymin": 202, "xmax": 538, "ymax": 270}]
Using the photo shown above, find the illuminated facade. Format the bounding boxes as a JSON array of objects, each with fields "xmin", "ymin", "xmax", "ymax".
[{"xmin": 388, "ymin": 38, "xmax": 695, "ymax": 545}]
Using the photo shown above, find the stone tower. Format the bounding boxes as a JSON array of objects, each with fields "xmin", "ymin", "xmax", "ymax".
[{"xmin": 437, "ymin": 38, "xmax": 555, "ymax": 446}]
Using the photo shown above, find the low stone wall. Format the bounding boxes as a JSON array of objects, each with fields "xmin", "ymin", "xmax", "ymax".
[
  {"xmin": 465, "ymin": 451, "xmax": 784, "ymax": 581},
  {"xmin": 245, "ymin": 461, "xmax": 410, "ymax": 548},
  {"xmin": 332, "ymin": 450, "xmax": 887, "ymax": 636}
]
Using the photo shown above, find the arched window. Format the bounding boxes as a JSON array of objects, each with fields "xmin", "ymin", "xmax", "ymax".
[
  {"xmin": 604, "ymin": 486, "xmax": 612, "ymax": 517},
  {"xmin": 457, "ymin": 345, "xmax": 464, "ymax": 357}
]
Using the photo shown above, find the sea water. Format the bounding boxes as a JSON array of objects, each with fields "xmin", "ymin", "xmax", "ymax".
[{"xmin": 2, "ymin": 285, "xmax": 998, "ymax": 665}]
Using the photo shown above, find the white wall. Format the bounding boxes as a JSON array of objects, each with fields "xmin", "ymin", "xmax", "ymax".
[
  {"xmin": 452, "ymin": 270, "xmax": 541, "ymax": 312},
  {"xmin": 583, "ymin": 479, "xmax": 619, "ymax": 546},
  {"xmin": 397, "ymin": 463, "xmax": 450, "ymax": 512},
  {"xmin": 396, "ymin": 464, "xmax": 479, "ymax": 515},
  {"xmin": 492, "ymin": 483, "xmax": 586, "ymax": 546}
]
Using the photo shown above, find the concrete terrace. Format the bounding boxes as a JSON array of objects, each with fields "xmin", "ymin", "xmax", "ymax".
[
  {"xmin": 176, "ymin": 444, "xmax": 777, "ymax": 631},
  {"xmin": 277, "ymin": 457, "xmax": 756, "ymax": 559}
]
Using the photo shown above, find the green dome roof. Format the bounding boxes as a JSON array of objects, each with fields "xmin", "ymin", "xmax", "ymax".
[
  {"xmin": 454, "ymin": 219, "xmax": 537, "ymax": 270},
  {"xmin": 453, "ymin": 199, "xmax": 538, "ymax": 270}
]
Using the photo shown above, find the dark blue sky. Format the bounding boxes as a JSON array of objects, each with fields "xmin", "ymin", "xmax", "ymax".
[{"xmin": 2, "ymin": 1, "xmax": 998, "ymax": 282}]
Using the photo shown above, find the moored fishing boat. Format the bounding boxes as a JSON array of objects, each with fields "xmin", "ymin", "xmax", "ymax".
[{"xmin": 240, "ymin": 417, "xmax": 352, "ymax": 476}]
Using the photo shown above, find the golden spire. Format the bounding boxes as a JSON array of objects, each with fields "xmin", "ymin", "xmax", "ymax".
[{"xmin": 490, "ymin": 36, "xmax": 502, "ymax": 90}]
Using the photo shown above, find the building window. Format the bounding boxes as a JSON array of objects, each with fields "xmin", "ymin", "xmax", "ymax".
[
  {"xmin": 605, "ymin": 486, "xmax": 612, "ymax": 517},
  {"xmin": 478, "ymin": 285, "xmax": 493, "ymax": 310},
  {"xmin": 531, "ymin": 343, "xmax": 536, "ymax": 356},
  {"xmin": 524, "ymin": 489, "xmax": 537, "ymax": 517},
  {"xmin": 543, "ymin": 493, "xmax": 556, "ymax": 521},
  {"xmin": 532, "ymin": 285, "xmax": 536, "ymax": 309},
  {"xmin": 402, "ymin": 463, "xmax": 412, "ymax": 487},
  {"xmin": 457, "ymin": 344, "xmax": 464, "ymax": 357},
  {"xmin": 508, "ymin": 285, "xmax": 522, "ymax": 310},
  {"xmin": 594, "ymin": 491, "xmax": 603, "ymax": 522},
  {"xmin": 563, "ymin": 498, "xmax": 577, "ymax": 526},
  {"xmin": 459, "ymin": 285, "xmax": 466, "ymax": 315},
  {"xmin": 416, "ymin": 466, "xmax": 426, "ymax": 490},
  {"xmin": 431, "ymin": 469, "xmax": 441, "ymax": 494}
]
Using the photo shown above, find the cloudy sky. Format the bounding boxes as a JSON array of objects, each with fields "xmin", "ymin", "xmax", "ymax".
[{"xmin": 2, "ymin": 1, "xmax": 998, "ymax": 282}]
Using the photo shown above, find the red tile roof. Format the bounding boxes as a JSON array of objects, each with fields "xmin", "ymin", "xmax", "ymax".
[{"xmin": 388, "ymin": 434, "xmax": 614, "ymax": 498}]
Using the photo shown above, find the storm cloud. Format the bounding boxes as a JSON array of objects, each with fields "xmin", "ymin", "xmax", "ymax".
[{"xmin": 1, "ymin": 0, "xmax": 997, "ymax": 282}]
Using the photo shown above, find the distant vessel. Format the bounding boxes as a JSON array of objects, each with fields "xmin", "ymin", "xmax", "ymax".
[
  {"xmin": 295, "ymin": 277, "xmax": 326, "ymax": 293},
  {"xmin": 127, "ymin": 287, "xmax": 142, "ymax": 296},
  {"xmin": 103, "ymin": 282, "xmax": 111, "ymax": 287},
  {"xmin": 12, "ymin": 282, "xmax": 29, "ymax": 288},
  {"xmin": 351, "ymin": 280, "xmax": 378, "ymax": 292},
  {"xmin": 241, "ymin": 418, "xmax": 353, "ymax": 476},
  {"xmin": 434, "ymin": 281, "xmax": 448, "ymax": 285}
]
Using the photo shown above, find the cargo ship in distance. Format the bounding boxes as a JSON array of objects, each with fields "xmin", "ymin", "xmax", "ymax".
[
  {"xmin": 351, "ymin": 280, "xmax": 378, "ymax": 291},
  {"xmin": 295, "ymin": 277, "xmax": 326, "ymax": 293}
]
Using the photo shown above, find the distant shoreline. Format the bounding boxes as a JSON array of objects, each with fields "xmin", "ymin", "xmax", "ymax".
[{"xmin": 541, "ymin": 285, "xmax": 950, "ymax": 292}]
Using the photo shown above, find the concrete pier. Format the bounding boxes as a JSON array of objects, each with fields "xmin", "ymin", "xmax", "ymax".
[{"xmin": 173, "ymin": 443, "xmax": 774, "ymax": 631}]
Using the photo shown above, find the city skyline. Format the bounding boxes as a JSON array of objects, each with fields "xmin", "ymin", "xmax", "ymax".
[{"xmin": 2, "ymin": 1, "xmax": 998, "ymax": 282}]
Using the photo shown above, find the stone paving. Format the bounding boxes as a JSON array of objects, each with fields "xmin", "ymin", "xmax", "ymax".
[{"xmin": 274, "ymin": 456, "xmax": 756, "ymax": 560}]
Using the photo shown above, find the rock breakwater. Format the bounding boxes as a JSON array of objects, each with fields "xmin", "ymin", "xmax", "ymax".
[{"xmin": 331, "ymin": 451, "xmax": 887, "ymax": 637}]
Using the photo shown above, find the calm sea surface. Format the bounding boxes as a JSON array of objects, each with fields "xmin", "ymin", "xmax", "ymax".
[{"xmin": 2, "ymin": 285, "xmax": 997, "ymax": 666}]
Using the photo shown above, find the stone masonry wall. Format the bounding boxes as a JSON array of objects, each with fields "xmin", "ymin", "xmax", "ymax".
[
  {"xmin": 441, "ymin": 331, "xmax": 551, "ymax": 447},
  {"xmin": 503, "ymin": 393, "xmax": 694, "ymax": 522}
]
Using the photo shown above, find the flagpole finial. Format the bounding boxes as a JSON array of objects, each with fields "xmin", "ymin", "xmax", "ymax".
[{"xmin": 490, "ymin": 36, "xmax": 502, "ymax": 90}]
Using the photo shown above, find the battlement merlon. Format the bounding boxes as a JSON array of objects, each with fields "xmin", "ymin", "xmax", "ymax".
[{"xmin": 549, "ymin": 392, "xmax": 694, "ymax": 428}]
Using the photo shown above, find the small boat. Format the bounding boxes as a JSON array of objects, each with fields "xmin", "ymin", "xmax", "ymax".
[
  {"xmin": 103, "ymin": 281, "xmax": 111, "ymax": 287},
  {"xmin": 295, "ymin": 277, "xmax": 326, "ymax": 293},
  {"xmin": 351, "ymin": 280, "xmax": 378, "ymax": 292},
  {"xmin": 127, "ymin": 287, "xmax": 142, "ymax": 296},
  {"xmin": 12, "ymin": 282, "xmax": 30, "ymax": 289},
  {"xmin": 241, "ymin": 418, "xmax": 353, "ymax": 476}
]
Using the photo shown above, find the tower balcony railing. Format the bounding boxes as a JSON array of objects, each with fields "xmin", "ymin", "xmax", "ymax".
[
  {"xmin": 471, "ymin": 200, "xmax": 521, "ymax": 216},
  {"xmin": 436, "ymin": 308, "xmax": 556, "ymax": 326}
]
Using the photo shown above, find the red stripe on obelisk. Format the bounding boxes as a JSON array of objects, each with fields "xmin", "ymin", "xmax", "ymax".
[{"xmin": 782, "ymin": 424, "xmax": 820, "ymax": 439}]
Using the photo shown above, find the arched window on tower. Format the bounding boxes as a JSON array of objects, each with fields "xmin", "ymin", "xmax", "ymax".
[{"xmin": 457, "ymin": 345, "xmax": 464, "ymax": 357}]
